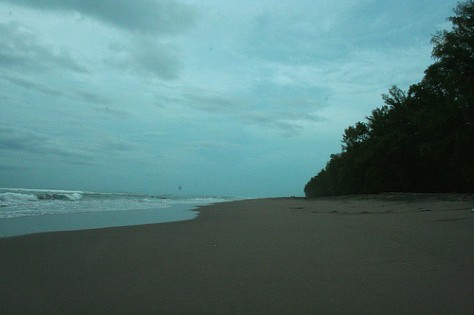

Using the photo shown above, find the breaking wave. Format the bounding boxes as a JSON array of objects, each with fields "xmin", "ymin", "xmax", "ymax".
[
  {"xmin": 0, "ymin": 188, "xmax": 236, "ymax": 219},
  {"xmin": 0, "ymin": 189, "xmax": 83, "ymax": 206}
]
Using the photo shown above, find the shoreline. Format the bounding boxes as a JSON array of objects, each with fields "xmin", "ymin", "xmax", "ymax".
[
  {"xmin": 0, "ymin": 202, "xmax": 201, "ymax": 238},
  {"xmin": 1, "ymin": 194, "xmax": 473, "ymax": 314}
]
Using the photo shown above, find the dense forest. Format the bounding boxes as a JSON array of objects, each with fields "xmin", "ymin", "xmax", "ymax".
[{"xmin": 305, "ymin": 1, "xmax": 474, "ymax": 197}]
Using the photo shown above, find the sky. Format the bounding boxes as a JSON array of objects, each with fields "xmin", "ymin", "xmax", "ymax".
[{"xmin": 0, "ymin": 0, "xmax": 460, "ymax": 197}]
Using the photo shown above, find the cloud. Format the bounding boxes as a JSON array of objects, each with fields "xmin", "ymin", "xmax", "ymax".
[
  {"xmin": 234, "ymin": 0, "xmax": 443, "ymax": 70},
  {"xmin": 236, "ymin": 1, "xmax": 363, "ymax": 65},
  {"xmin": 1, "ymin": 74, "xmax": 112, "ymax": 106},
  {"xmin": 75, "ymin": 90, "xmax": 108, "ymax": 104},
  {"xmin": 93, "ymin": 136, "xmax": 136, "ymax": 153},
  {"xmin": 110, "ymin": 38, "xmax": 182, "ymax": 80},
  {"xmin": 0, "ymin": 125, "xmax": 96, "ymax": 165},
  {"xmin": 3, "ymin": 0, "xmax": 197, "ymax": 35},
  {"xmin": 241, "ymin": 109, "xmax": 324, "ymax": 137},
  {"xmin": 0, "ymin": 22, "xmax": 87, "ymax": 74},
  {"xmin": 1, "ymin": 75, "xmax": 64, "ymax": 96},
  {"xmin": 0, "ymin": 164, "xmax": 23, "ymax": 171},
  {"xmin": 93, "ymin": 106, "xmax": 131, "ymax": 120},
  {"xmin": 182, "ymin": 89, "xmax": 244, "ymax": 112},
  {"xmin": 0, "ymin": 125, "xmax": 45, "ymax": 152},
  {"xmin": 0, "ymin": 123, "xmax": 151, "ymax": 172},
  {"xmin": 179, "ymin": 87, "xmax": 325, "ymax": 137},
  {"xmin": 1, "ymin": 0, "xmax": 197, "ymax": 81}
]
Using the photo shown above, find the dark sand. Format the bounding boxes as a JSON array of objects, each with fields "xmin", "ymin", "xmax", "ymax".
[{"xmin": 1, "ymin": 194, "xmax": 473, "ymax": 314}]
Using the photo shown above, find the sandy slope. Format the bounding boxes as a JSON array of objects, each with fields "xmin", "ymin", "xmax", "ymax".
[{"xmin": 1, "ymin": 194, "xmax": 473, "ymax": 314}]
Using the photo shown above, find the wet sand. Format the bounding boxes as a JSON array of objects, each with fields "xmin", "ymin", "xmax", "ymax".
[{"xmin": 1, "ymin": 194, "xmax": 473, "ymax": 314}]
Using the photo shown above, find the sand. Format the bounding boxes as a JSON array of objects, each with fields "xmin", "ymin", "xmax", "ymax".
[{"xmin": 1, "ymin": 194, "xmax": 473, "ymax": 314}]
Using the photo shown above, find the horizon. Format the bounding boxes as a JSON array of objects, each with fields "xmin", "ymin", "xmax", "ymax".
[{"xmin": 0, "ymin": 0, "xmax": 460, "ymax": 197}]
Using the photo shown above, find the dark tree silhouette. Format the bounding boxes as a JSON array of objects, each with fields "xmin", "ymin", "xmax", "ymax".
[{"xmin": 305, "ymin": 1, "xmax": 474, "ymax": 197}]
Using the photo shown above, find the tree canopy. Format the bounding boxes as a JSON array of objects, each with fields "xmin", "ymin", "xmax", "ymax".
[{"xmin": 305, "ymin": 0, "xmax": 474, "ymax": 197}]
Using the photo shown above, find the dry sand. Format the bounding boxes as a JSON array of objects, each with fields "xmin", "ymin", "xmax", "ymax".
[{"xmin": 1, "ymin": 194, "xmax": 473, "ymax": 314}]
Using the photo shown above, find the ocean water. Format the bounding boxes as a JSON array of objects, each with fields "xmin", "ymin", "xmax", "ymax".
[{"xmin": 0, "ymin": 188, "xmax": 236, "ymax": 238}]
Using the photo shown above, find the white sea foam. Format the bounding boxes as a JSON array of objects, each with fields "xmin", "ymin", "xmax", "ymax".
[
  {"xmin": 59, "ymin": 192, "xmax": 83, "ymax": 201},
  {"xmin": 0, "ymin": 188, "xmax": 240, "ymax": 237},
  {"xmin": 0, "ymin": 188, "xmax": 237, "ymax": 219},
  {"xmin": 0, "ymin": 192, "xmax": 38, "ymax": 204},
  {"xmin": 0, "ymin": 190, "xmax": 83, "ymax": 207}
]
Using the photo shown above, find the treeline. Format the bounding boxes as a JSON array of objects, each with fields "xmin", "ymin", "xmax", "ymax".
[{"xmin": 305, "ymin": 1, "xmax": 474, "ymax": 197}]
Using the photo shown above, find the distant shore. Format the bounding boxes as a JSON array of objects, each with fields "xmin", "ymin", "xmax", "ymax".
[{"xmin": 1, "ymin": 194, "xmax": 473, "ymax": 314}]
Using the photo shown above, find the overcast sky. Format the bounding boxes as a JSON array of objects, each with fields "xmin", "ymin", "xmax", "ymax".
[{"xmin": 0, "ymin": 0, "xmax": 459, "ymax": 197}]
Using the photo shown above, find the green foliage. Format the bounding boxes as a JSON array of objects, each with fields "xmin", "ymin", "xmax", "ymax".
[{"xmin": 305, "ymin": 1, "xmax": 474, "ymax": 197}]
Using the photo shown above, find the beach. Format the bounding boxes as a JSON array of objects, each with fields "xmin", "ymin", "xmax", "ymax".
[{"xmin": 1, "ymin": 194, "xmax": 473, "ymax": 314}]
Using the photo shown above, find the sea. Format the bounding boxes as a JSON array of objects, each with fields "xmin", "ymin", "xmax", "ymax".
[{"xmin": 0, "ymin": 188, "xmax": 237, "ymax": 238}]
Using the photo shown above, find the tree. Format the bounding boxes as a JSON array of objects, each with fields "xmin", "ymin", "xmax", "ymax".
[
  {"xmin": 342, "ymin": 122, "xmax": 369, "ymax": 151},
  {"xmin": 427, "ymin": 0, "xmax": 474, "ymax": 107},
  {"xmin": 412, "ymin": 0, "xmax": 474, "ymax": 191},
  {"xmin": 305, "ymin": 1, "xmax": 474, "ymax": 197}
]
